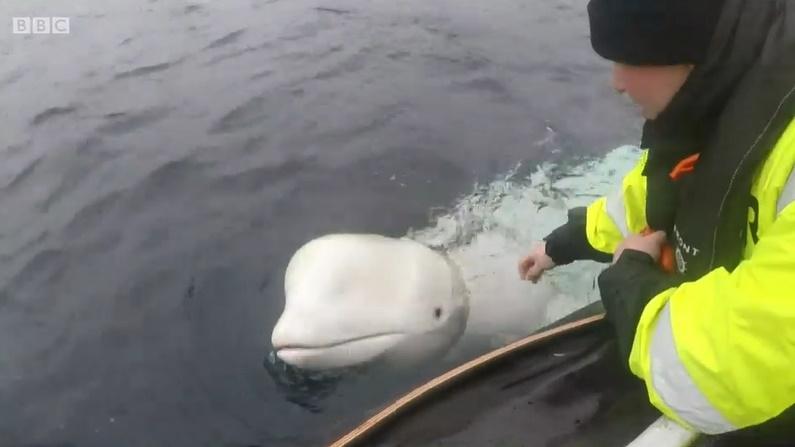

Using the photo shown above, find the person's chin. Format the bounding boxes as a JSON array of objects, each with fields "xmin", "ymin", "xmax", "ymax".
[
  {"xmin": 641, "ymin": 108, "xmax": 660, "ymax": 120},
  {"xmin": 627, "ymin": 99, "xmax": 656, "ymax": 120}
]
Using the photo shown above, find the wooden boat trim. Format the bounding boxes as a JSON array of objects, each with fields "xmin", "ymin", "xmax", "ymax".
[{"xmin": 328, "ymin": 313, "xmax": 606, "ymax": 447}]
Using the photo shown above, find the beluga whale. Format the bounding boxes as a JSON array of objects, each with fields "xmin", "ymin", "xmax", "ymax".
[{"xmin": 271, "ymin": 231, "xmax": 584, "ymax": 371}]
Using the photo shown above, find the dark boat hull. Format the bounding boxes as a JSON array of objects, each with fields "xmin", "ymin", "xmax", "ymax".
[{"xmin": 330, "ymin": 302, "xmax": 794, "ymax": 447}]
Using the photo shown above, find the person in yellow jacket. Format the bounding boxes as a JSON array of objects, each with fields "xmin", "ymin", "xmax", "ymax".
[{"xmin": 518, "ymin": 0, "xmax": 795, "ymax": 443}]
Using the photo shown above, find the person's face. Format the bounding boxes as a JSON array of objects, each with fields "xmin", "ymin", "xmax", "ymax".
[{"xmin": 612, "ymin": 63, "xmax": 694, "ymax": 119}]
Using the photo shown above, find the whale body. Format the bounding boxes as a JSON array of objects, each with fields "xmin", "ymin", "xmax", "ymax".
[{"xmin": 270, "ymin": 231, "xmax": 578, "ymax": 371}]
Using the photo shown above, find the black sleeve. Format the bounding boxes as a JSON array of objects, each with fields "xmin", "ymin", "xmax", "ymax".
[
  {"xmin": 597, "ymin": 249, "xmax": 680, "ymax": 365},
  {"xmin": 543, "ymin": 206, "xmax": 613, "ymax": 265}
]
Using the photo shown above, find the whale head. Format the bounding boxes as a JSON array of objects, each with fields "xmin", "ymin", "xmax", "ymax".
[{"xmin": 271, "ymin": 233, "xmax": 469, "ymax": 371}]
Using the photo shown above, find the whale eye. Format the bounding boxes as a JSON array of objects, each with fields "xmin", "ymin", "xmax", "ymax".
[{"xmin": 434, "ymin": 307, "xmax": 442, "ymax": 319}]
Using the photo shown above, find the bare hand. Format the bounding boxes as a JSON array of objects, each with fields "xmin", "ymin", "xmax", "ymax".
[
  {"xmin": 518, "ymin": 242, "xmax": 556, "ymax": 283},
  {"xmin": 613, "ymin": 231, "xmax": 666, "ymax": 264}
]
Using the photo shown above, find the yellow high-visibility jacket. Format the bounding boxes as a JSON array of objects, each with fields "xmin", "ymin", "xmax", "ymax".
[{"xmin": 587, "ymin": 117, "xmax": 795, "ymax": 433}]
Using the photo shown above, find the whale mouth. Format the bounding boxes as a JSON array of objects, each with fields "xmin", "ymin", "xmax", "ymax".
[{"xmin": 274, "ymin": 332, "xmax": 406, "ymax": 370}]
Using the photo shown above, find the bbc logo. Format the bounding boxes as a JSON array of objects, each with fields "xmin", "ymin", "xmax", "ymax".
[{"xmin": 12, "ymin": 17, "xmax": 70, "ymax": 34}]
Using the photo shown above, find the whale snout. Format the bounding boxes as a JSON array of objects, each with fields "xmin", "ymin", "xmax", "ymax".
[
  {"xmin": 271, "ymin": 309, "xmax": 409, "ymax": 370},
  {"xmin": 271, "ymin": 233, "xmax": 467, "ymax": 371},
  {"xmin": 272, "ymin": 326, "xmax": 406, "ymax": 370}
]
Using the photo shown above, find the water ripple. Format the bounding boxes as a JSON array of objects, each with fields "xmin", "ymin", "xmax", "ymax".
[
  {"xmin": 62, "ymin": 191, "xmax": 124, "ymax": 240},
  {"xmin": 0, "ymin": 68, "xmax": 25, "ymax": 89},
  {"xmin": 30, "ymin": 106, "xmax": 78, "ymax": 127},
  {"xmin": 314, "ymin": 7, "xmax": 353, "ymax": 15},
  {"xmin": 209, "ymin": 95, "xmax": 269, "ymax": 134},
  {"xmin": 96, "ymin": 108, "xmax": 171, "ymax": 136},
  {"xmin": 204, "ymin": 29, "xmax": 247, "ymax": 50},
  {"xmin": 1, "ymin": 157, "xmax": 42, "ymax": 192},
  {"xmin": 113, "ymin": 59, "xmax": 183, "ymax": 80},
  {"xmin": 311, "ymin": 47, "xmax": 370, "ymax": 81},
  {"xmin": 10, "ymin": 249, "xmax": 67, "ymax": 295}
]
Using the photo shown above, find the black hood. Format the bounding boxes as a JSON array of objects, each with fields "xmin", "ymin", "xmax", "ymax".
[{"xmin": 641, "ymin": 0, "xmax": 795, "ymax": 277}]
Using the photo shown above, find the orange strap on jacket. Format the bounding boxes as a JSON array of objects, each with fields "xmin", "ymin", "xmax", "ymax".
[
  {"xmin": 635, "ymin": 153, "xmax": 699, "ymax": 273},
  {"xmin": 669, "ymin": 153, "xmax": 700, "ymax": 181}
]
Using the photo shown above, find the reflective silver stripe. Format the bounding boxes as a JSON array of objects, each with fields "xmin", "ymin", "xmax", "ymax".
[
  {"xmin": 606, "ymin": 187, "xmax": 630, "ymax": 237},
  {"xmin": 626, "ymin": 416, "xmax": 698, "ymax": 447},
  {"xmin": 649, "ymin": 304, "xmax": 736, "ymax": 434},
  {"xmin": 777, "ymin": 166, "xmax": 795, "ymax": 214}
]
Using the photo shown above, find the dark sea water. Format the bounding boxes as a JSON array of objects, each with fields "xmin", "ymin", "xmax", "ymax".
[{"xmin": 0, "ymin": 0, "xmax": 640, "ymax": 445}]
